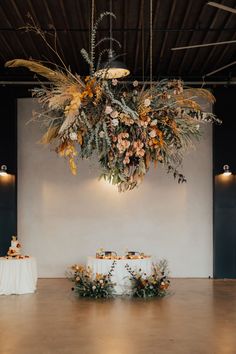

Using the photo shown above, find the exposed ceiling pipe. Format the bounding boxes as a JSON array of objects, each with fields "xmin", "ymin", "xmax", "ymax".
[
  {"xmin": 172, "ymin": 39, "xmax": 236, "ymax": 51},
  {"xmin": 1, "ymin": 80, "xmax": 236, "ymax": 86},
  {"xmin": 207, "ymin": 2, "xmax": 236, "ymax": 14}
]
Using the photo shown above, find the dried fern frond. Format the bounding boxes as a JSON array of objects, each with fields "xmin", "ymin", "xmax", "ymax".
[
  {"xmin": 5, "ymin": 59, "xmax": 68, "ymax": 83},
  {"xmin": 80, "ymin": 49, "xmax": 93, "ymax": 67}
]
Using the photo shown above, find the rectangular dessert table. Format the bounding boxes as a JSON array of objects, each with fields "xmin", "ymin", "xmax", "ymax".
[
  {"xmin": 87, "ymin": 256, "xmax": 152, "ymax": 295},
  {"xmin": 0, "ymin": 257, "xmax": 37, "ymax": 295}
]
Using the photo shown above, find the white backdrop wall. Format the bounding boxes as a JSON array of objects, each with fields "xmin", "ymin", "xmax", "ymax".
[{"xmin": 18, "ymin": 98, "xmax": 213, "ymax": 277}]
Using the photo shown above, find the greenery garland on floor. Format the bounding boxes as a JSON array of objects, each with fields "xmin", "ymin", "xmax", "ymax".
[
  {"xmin": 68, "ymin": 261, "xmax": 116, "ymax": 299},
  {"xmin": 68, "ymin": 260, "xmax": 170, "ymax": 299},
  {"xmin": 125, "ymin": 260, "xmax": 170, "ymax": 298}
]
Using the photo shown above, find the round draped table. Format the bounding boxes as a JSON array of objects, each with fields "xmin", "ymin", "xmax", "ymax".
[
  {"xmin": 87, "ymin": 256, "xmax": 152, "ymax": 295},
  {"xmin": 0, "ymin": 257, "xmax": 37, "ymax": 295}
]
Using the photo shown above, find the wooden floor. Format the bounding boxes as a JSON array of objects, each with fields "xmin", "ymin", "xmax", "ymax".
[{"xmin": 0, "ymin": 279, "xmax": 236, "ymax": 354}]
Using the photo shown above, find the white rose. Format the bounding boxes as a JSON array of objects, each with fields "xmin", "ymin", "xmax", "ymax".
[
  {"xmin": 110, "ymin": 110, "xmax": 119, "ymax": 118},
  {"xmin": 69, "ymin": 132, "xmax": 77, "ymax": 141},
  {"xmin": 111, "ymin": 118, "xmax": 119, "ymax": 127},
  {"xmin": 105, "ymin": 106, "xmax": 113, "ymax": 114},
  {"xmin": 144, "ymin": 98, "xmax": 151, "ymax": 107},
  {"xmin": 99, "ymin": 131, "xmax": 105, "ymax": 138},
  {"xmin": 133, "ymin": 80, "xmax": 139, "ymax": 87},
  {"xmin": 149, "ymin": 130, "xmax": 157, "ymax": 138},
  {"xmin": 150, "ymin": 119, "xmax": 157, "ymax": 126},
  {"xmin": 92, "ymin": 285, "xmax": 96, "ymax": 290}
]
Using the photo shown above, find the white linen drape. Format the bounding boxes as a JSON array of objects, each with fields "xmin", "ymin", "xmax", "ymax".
[
  {"xmin": 87, "ymin": 257, "xmax": 152, "ymax": 295},
  {"xmin": 0, "ymin": 257, "xmax": 37, "ymax": 295}
]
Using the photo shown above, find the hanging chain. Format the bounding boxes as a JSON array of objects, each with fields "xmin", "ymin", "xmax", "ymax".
[{"xmin": 150, "ymin": 0, "xmax": 153, "ymax": 87}]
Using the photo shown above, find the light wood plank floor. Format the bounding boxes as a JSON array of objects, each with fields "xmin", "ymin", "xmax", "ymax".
[{"xmin": 0, "ymin": 279, "xmax": 236, "ymax": 354}]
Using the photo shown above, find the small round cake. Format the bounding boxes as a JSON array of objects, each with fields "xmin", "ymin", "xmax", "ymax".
[{"xmin": 7, "ymin": 236, "xmax": 21, "ymax": 257}]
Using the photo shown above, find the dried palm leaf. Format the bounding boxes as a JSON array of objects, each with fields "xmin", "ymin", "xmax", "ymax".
[
  {"xmin": 177, "ymin": 99, "xmax": 201, "ymax": 110},
  {"xmin": 39, "ymin": 126, "xmax": 60, "ymax": 145},
  {"xmin": 5, "ymin": 59, "xmax": 68, "ymax": 83},
  {"xmin": 182, "ymin": 88, "xmax": 215, "ymax": 103}
]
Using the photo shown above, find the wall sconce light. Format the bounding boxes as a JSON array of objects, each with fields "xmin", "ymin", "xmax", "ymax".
[
  {"xmin": 223, "ymin": 164, "xmax": 232, "ymax": 176},
  {"xmin": 0, "ymin": 165, "xmax": 8, "ymax": 176}
]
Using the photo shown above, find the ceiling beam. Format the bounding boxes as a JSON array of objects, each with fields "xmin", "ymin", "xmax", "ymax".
[
  {"xmin": 0, "ymin": 27, "xmax": 236, "ymax": 33},
  {"xmin": 133, "ymin": 0, "xmax": 144, "ymax": 74},
  {"xmin": 166, "ymin": 0, "xmax": 193, "ymax": 74},
  {"xmin": 201, "ymin": 9, "xmax": 236, "ymax": 74}
]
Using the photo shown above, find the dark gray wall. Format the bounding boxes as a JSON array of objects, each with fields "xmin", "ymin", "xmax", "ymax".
[
  {"xmin": 0, "ymin": 87, "xmax": 29, "ymax": 256},
  {"xmin": 213, "ymin": 87, "xmax": 236, "ymax": 278},
  {"xmin": 0, "ymin": 90, "xmax": 17, "ymax": 255}
]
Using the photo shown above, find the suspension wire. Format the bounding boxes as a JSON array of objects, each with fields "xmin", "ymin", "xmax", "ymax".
[
  {"xmin": 150, "ymin": 0, "xmax": 153, "ymax": 87},
  {"xmin": 141, "ymin": 0, "xmax": 145, "ymax": 83},
  {"xmin": 90, "ymin": 0, "xmax": 95, "ymax": 74},
  {"xmin": 109, "ymin": 0, "xmax": 112, "ymax": 56}
]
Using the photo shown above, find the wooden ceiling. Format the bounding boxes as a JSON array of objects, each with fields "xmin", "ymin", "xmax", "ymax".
[{"xmin": 0, "ymin": 0, "xmax": 236, "ymax": 83}]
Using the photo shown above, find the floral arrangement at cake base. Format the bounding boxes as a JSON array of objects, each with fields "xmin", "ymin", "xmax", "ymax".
[
  {"xmin": 68, "ymin": 261, "xmax": 116, "ymax": 299},
  {"xmin": 125, "ymin": 259, "xmax": 170, "ymax": 298}
]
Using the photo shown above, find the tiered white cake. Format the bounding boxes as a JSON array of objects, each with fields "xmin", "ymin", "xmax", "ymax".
[{"xmin": 7, "ymin": 236, "xmax": 21, "ymax": 256}]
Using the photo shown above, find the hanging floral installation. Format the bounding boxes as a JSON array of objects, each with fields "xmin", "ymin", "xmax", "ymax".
[{"xmin": 5, "ymin": 12, "xmax": 220, "ymax": 192}]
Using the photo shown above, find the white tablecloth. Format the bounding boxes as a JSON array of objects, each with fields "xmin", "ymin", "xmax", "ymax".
[
  {"xmin": 0, "ymin": 257, "xmax": 37, "ymax": 295},
  {"xmin": 87, "ymin": 257, "xmax": 152, "ymax": 295}
]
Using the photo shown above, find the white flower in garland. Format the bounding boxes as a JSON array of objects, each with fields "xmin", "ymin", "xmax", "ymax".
[
  {"xmin": 133, "ymin": 80, "xmax": 139, "ymax": 87},
  {"xmin": 150, "ymin": 119, "xmax": 157, "ymax": 126},
  {"xmin": 105, "ymin": 106, "xmax": 113, "ymax": 114},
  {"xmin": 144, "ymin": 98, "xmax": 151, "ymax": 107},
  {"xmin": 99, "ymin": 131, "xmax": 105, "ymax": 138},
  {"xmin": 110, "ymin": 110, "xmax": 119, "ymax": 118},
  {"xmin": 111, "ymin": 118, "xmax": 119, "ymax": 127},
  {"xmin": 69, "ymin": 132, "xmax": 77, "ymax": 141},
  {"xmin": 149, "ymin": 130, "xmax": 157, "ymax": 138},
  {"xmin": 112, "ymin": 78, "xmax": 118, "ymax": 86}
]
